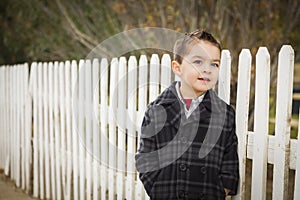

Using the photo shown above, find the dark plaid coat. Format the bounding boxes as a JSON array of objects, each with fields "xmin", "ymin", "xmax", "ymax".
[{"xmin": 135, "ymin": 82, "xmax": 239, "ymax": 200}]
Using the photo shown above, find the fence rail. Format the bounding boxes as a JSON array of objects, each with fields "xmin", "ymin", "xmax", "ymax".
[{"xmin": 0, "ymin": 45, "xmax": 299, "ymax": 200}]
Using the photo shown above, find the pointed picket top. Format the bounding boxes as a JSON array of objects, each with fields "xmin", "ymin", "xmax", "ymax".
[
  {"xmin": 91, "ymin": 58, "xmax": 100, "ymax": 124},
  {"xmin": 100, "ymin": 58, "xmax": 109, "ymax": 79},
  {"xmin": 150, "ymin": 54, "xmax": 159, "ymax": 64},
  {"xmin": 129, "ymin": 56, "xmax": 137, "ymax": 69},
  {"xmin": 29, "ymin": 62, "xmax": 37, "ymax": 96},
  {"xmin": 109, "ymin": 57, "xmax": 119, "ymax": 109},
  {"xmin": 128, "ymin": 56, "xmax": 138, "ymax": 112},
  {"xmin": 139, "ymin": 55, "xmax": 148, "ymax": 67},
  {"xmin": 118, "ymin": 56, "xmax": 127, "ymax": 128},
  {"xmin": 161, "ymin": 54, "xmax": 171, "ymax": 92},
  {"xmin": 218, "ymin": 50, "xmax": 231, "ymax": 104},
  {"xmin": 119, "ymin": 56, "xmax": 127, "ymax": 76},
  {"xmin": 149, "ymin": 54, "xmax": 160, "ymax": 102}
]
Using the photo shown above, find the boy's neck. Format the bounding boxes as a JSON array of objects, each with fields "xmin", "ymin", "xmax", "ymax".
[{"xmin": 179, "ymin": 84, "xmax": 206, "ymax": 99}]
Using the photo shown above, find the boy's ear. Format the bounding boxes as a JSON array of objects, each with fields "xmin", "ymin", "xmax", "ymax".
[{"xmin": 171, "ymin": 61, "xmax": 182, "ymax": 76}]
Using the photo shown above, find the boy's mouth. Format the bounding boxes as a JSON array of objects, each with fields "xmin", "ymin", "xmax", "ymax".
[{"xmin": 198, "ymin": 77, "xmax": 210, "ymax": 82}]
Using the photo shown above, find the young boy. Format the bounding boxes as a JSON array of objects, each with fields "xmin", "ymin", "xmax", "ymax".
[{"xmin": 135, "ymin": 29, "xmax": 239, "ymax": 199}]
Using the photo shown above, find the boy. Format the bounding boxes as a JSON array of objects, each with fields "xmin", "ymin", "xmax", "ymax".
[{"xmin": 135, "ymin": 29, "xmax": 239, "ymax": 199}]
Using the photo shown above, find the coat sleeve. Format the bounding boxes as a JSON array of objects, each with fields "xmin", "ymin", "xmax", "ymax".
[
  {"xmin": 220, "ymin": 109, "xmax": 239, "ymax": 195},
  {"xmin": 135, "ymin": 105, "xmax": 161, "ymax": 196}
]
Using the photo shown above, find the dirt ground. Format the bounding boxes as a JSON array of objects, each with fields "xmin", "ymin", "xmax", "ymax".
[{"xmin": 0, "ymin": 173, "xmax": 35, "ymax": 200}]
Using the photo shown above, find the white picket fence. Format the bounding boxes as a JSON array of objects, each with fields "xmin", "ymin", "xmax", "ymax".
[{"xmin": 0, "ymin": 45, "xmax": 299, "ymax": 200}]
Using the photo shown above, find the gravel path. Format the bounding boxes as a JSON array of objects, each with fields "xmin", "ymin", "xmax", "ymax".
[{"xmin": 0, "ymin": 173, "xmax": 35, "ymax": 200}]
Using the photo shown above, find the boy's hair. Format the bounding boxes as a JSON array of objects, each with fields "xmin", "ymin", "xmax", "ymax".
[{"xmin": 173, "ymin": 29, "xmax": 221, "ymax": 64}]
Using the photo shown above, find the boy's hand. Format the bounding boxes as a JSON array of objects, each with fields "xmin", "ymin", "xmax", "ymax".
[{"xmin": 224, "ymin": 188, "xmax": 230, "ymax": 196}]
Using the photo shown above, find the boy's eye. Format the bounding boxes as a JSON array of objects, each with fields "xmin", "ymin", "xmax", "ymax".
[
  {"xmin": 193, "ymin": 60, "xmax": 202, "ymax": 64},
  {"xmin": 211, "ymin": 63, "xmax": 219, "ymax": 68}
]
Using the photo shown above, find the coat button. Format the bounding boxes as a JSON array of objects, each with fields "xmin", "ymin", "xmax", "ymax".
[
  {"xmin": 178, "ymin": 190, "xmax": 188, "ymax": 199},
  {"xmin": 179, "ymin": 163, "xmax": 187, "ymax": 171},
  {"xmin": 200, "ymin": 166, "xmax": 207, "ymax": 174},
  {"xmin": 199, "ymin": 192, "xmax": 205, "ymax": 199},
  {"xmin": 180, "ymin": 136, "xmax": 187, "ymax": 144},
  {"xmin": 179, "ymin": 190, "xmax": 185, "ymax": 198}
]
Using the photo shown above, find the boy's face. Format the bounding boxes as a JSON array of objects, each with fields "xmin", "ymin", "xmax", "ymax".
[{"xmin": 172, "ymin": 40, "xmax": 221, "ymax": 98}]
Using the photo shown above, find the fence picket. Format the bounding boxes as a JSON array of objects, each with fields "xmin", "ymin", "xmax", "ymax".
[
  {"xmin": 108, "ymin": 58, "xmax": 118, "ymax": 200},
  {"xmin": 58, "ymin": 62, "xmax": 67, "ymax": 200},
  {"xmin": 54, "ymin": 61, "xmax": 62, "ymax": 200},
  {"xmin": 233, "ymin": 49, "xmax": 252, "ymax": 200},
  {"xmin": 15, "ymin": 66, "xmax": 21, "ymax": 188},
  {"xmin": 43, "ymin": 62, "xmax": 51, "ymax": 199},
  {"xmin": 65, "ymin": 60, "xmax": 72, "ymax": 200},
  {"xmin": 20, "ymin": 66, "xmax": 25, "ymax": 190},
  {"xmin": 48, "ymin": 62, "xmax": 56, "ymax": 199},
  {"xmin": 23, "ymin": 64, "xmax": 30, "ymax": 191},
  {"xmin": 78, "ymin": 59, "xmax": 86, "ymax": 200},
  {"xmin": 13, "ymin": 66, "xmax": 17, "ymax": 182},
  {"xmin": 4, "ymin": 66, "xmax": 10, "ymax": 176},
  {"xmin": 136, "ymin": 55, "xmax": 148, "ymax": 200},
  {"xmin": 149, "ymin": 54, "xmax": 160, "ymax": 102},
  {"xmin": 126, "ymin": 56, "xmax": 138, "ymax": 200},
  {"xmin": 294, "ymin": 110, "xmax": 300, "ymax": 200},
  {"xmin": 273, "ymin": 45, "xmax": 295, "ymax": 200},
  {"xmin": 71, "ymin": 60, "xmax": 79, "ymax": 200},
  {"xmin": 0, "ymin": 68, "xmax": 4, "ymax": 169},
  {"xmin": 218, "ymin": 50, "xmax": 231, "ymax": 104},
  {"xmin": 117, "ymin": 57, "xmax": 127, "ymax": 200},
  {"xmin": 251, "ymin": 47, "xmax": 270, "ymax": 200},
  {"xmin": 37, "ymin": 63, "xmax": 45, "ymax": 199},
  {"xmin": 100, "ymin": 58, "xmax": 109, "ymax": 200},
  {"xmin": 161, "ymin": 54, "xmax": 171, "ymax": 91},
  {"xmin": 31, "ymin": 62, "xmax": 39, "ymax": 198},
  {"xmin": 85, "ymin": 60, "xmax": 92, "ymax": 200},
  {"xmin": 92, "ymin": 59, "xmax": 100, "ymax": 200}
]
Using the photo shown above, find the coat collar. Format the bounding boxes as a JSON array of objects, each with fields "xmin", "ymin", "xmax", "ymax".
[{"xmin": 154, "ymin": 81, "xmax": 225, "ymax": 114}]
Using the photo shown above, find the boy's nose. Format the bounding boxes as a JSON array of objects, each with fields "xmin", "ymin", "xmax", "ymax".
[{"xmin": 200, "ymin": 63, "xmax": 211, "ymax": 73}]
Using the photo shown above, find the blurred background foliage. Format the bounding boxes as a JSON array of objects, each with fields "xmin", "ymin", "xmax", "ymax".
[
  {"xmin": 0, "ymin": 0, "xmax": 300, "ymax": 134},
  {"xmin": 0, "ymin": 0, "xmax": 299, "ymax": 64}
]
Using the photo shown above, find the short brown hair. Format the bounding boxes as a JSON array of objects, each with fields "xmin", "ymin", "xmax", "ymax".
[{"xmin": 173, "ymin": 29, "xmax": 221, "ymax": 64}]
